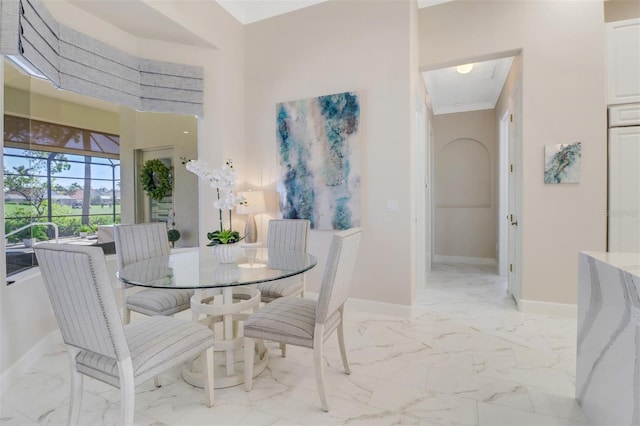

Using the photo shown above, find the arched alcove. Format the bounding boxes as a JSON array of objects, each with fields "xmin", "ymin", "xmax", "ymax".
[{"xmin": 436, "ymin": 138, "xmax": 491, "ymax": 208}]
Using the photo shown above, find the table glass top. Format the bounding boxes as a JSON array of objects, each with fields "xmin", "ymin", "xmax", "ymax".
[{"xmin": 117, "ymin": 247, "xmax": 317, "ymax": 289}]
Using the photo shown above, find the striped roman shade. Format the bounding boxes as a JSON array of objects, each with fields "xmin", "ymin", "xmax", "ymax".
[{"xmin": 0, "ymin": 0, "xmax": 204, "ymax": 116}]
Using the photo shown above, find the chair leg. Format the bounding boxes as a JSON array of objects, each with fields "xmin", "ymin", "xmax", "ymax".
[
  {"xmin": 203, "ymin": 347, "xmax": 214, "ymax": 407},
  {"xmin": 123, "ymin": 306, "xmax": 131, "ymax": 325},
  {"xmin": 256, "ymin": 339, "xmax": 268, "ymax": 360},
  {"xmin": 118, "ymin": 358, "xmax": 135, "ymax": 426},
  {"xmin": 153, "ymin": 375, "xmax": 162, "ymax": 387},
  {"xmin": 67, "ymin": 347, "xmax": 83, "ymax": 426},
  {"xmin": 337, "ymin": 306, "xmax": 351, "ymax": 375},
  {"xmin": 244, "ymin": 337, "xmax": 255, "ymax": 391},
  {"xmin": 313, "ymin": 324, "xmax": 329, "ymax": 412}
]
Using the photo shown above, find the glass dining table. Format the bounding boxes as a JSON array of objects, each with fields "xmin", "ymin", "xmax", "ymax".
[{"xmin": 118, "ymin": 246, "xmax": 318, "ymax": 390}]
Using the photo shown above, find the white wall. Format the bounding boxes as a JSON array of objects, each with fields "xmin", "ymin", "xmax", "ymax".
[
  {"xmin": 419, "ymin": 1, "xmax": 607, "ymax": 304},
  {"xmin": 244, "ymin": 0, "xmax": 415, "ymax": 305},
  {"xmin": 433, "ymin": 109, "xmax": 497, "ymax": 260}
]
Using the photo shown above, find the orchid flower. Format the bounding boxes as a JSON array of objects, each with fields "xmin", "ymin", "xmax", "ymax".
[{"xmin": 185, "ymin": 159, "xmax": 246, "ymax": 240}]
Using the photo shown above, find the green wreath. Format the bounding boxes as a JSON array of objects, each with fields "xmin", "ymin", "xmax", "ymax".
[{"xmin": 140, "ymin": 159, "xmax": 172, "ymax": 201}]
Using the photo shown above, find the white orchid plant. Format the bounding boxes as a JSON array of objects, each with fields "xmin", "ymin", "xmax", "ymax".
[{"xmin": 185, "ymin": 159, "xmax": 247, "ymax": 245}]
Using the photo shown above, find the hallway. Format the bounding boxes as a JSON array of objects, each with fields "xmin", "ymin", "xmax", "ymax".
[{"xmin": 0, "ymin": 263, "xmax": 586, "ymax": 425}]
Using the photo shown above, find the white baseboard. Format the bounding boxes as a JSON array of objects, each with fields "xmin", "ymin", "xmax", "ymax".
[
  {"xmin": 345, "ymin": 297, "xmax": 414, "ymax": 318},
  {"xmin": 306, "ymin": 292, "xmax": 413, "ymax": 318},
  {"xmin": 1, "ymin": 330, "xmax": 62, "ymax": 395},
  {"xmin": 433, "ymin": 255, "xmax": 497, "ymax": 266},
  {"xmin": 518, "ymin": 299, "xmax": 577, "ymax": 317}
]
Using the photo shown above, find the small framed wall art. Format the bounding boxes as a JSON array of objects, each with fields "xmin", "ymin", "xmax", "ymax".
[{"xmin": 544, "ymin": 142, "xmax": 582, "ymax": 184}]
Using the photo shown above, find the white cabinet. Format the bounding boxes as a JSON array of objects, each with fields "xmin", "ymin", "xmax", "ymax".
[
  {"xmin": 609, "ymin": 102, "xmax": 640, "ymax": 126},
  {"xmin": 606, "ymin": 18, "xmax": 640, "ymax": 105},
  {"xmin": 608, "ymin": 118, "xmax": 640, "ymax": 252}
]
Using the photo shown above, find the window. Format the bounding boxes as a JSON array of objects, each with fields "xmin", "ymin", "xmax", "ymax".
[{"xmin": 4, "ymin": 115, "xmax": 120, "ymax": 278}]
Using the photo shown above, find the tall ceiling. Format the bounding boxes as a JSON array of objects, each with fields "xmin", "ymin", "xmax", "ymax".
[
  {"xmin": 216, "ymin": 0, "xmax": 454, "ymax": 24},
  {"xmin": 66, "ymin": 0, "xmax": 213, "ymax": 47},
  {"xmin": 12, "ymin": 0, "xmax": 509, "ymax": 116}
]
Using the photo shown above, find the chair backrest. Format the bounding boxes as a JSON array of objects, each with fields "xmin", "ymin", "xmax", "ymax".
[
  {"xmin": 267, "ymin": 219, "xmax": 310, "ymax": 252},
  {"xmin": 34, "ymin": 243, "xmax": 130, "ymax": 360},
  {"xmin": 113, "ymin": 222, "xmax": 170, "ymax": 271},
  {"xmin": 315, "ymin": 228, "xmax": 362, "ymax": 324}
]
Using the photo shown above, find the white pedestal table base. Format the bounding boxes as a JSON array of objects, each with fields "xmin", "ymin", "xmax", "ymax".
[{"xmin": 182, "ymin": 286, "xmax": 269, "ymax": 389}]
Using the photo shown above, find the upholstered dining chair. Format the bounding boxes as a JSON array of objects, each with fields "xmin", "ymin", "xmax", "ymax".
[
  {"xmin": 113, "ymin": 223, "xmax": 194, "ymax": 324},
  {"xmin": 258, "ymin": 219, "xmax": 310, "ymax": 302},
  {"xmin": 255, "ymin": 219, "xmax": 310, "ymax": 357},
  {"xmin": 244, "ymin": 227, "xmax": 361, "ymax": 412},
  {"xmin": 34, "ymin": 243, "xmax": 214, "ymax": 426}
]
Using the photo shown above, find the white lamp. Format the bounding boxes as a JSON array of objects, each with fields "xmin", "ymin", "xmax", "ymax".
[{"xmin": 236, "ymin": 190, "xmax": 266, "ymax": 243}]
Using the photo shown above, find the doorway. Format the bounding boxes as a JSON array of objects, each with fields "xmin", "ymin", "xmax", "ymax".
[
  {"xmin": 421, "ymin": 53, "xmax": 522, "ymax": 307},
  {"xmin": 135, "ymin": 147, "xmax": 174, "ymax": 224}
]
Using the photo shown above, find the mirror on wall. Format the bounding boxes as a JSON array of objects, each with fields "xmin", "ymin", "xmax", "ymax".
[{"xmin": 3, "ymin": 58, "xmax": 199, "ymax": 279}]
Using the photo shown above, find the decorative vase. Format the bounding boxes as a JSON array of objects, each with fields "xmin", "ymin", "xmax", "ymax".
[{"xmin": 211, "ymin": 242, "xmax": 242, "ymax": 264}]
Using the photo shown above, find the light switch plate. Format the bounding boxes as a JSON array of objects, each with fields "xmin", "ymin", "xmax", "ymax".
[{"xmin": 386, "ymin": 200, "xmax": 399, "ymax": 212}]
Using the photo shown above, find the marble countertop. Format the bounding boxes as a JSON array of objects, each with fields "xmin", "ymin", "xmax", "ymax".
[{"xmin": 580, "ymin": 251, "xmax": 640, "ymax": 278}]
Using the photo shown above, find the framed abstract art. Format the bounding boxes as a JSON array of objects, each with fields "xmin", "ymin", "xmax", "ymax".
[{"xmin": 276, "ymin": 92, "xmax": 361, "ymax": 230}]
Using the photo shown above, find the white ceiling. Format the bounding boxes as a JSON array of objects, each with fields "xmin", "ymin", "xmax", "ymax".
[
  {"xmin": 422, "ymin": 57, "xmax": 515, "ymax": 115},
  {"xmin": 216, "ymin": 0, "xmax": 454, "ymax": 25},
  {"xmin": 216, "ymin": 0, "xmax": 327, "ymax": 25},
  {"xmin": 66, "ymin": 0, "xmax": 213, "ymax": 47}
]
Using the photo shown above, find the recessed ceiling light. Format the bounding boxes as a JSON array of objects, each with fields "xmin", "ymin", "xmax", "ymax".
[{"xmin": 456, "ymin": 64, "xmax": 474, "ymax": 74}]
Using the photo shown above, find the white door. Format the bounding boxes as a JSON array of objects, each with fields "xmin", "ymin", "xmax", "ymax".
[
  {"xmin": 426, "ymin": 119, "xmax": 434, "ymax": 273},
  {"xmin": 415, "ymin": 99, "xmax": 428, "ymax": 289},
  {"xmin": 498, "ymin": 111, "xmax": 509, "ymax": 276},
  {"xmin": 507, "ymin": 92, "xmax": 522, "ymax": 305}
]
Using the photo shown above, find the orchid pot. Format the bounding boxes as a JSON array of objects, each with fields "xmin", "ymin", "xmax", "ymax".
[{"xmin": 211, "ymin": 242, "xmax": 242, "ymax": 264}]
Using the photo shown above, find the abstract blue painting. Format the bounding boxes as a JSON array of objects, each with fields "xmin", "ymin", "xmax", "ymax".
[
  {"xmin": 276, "ymin": 92, "xmax": 361, "ymax": 230},
  {"xmin": 544, "ymin": 142, "xmax": 582, "ymax": 184}
]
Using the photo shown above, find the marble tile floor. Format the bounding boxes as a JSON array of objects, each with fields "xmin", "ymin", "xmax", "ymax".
[{"xmin": 1, "ymin": 262, "xmax": 588, "ymax": 426}]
